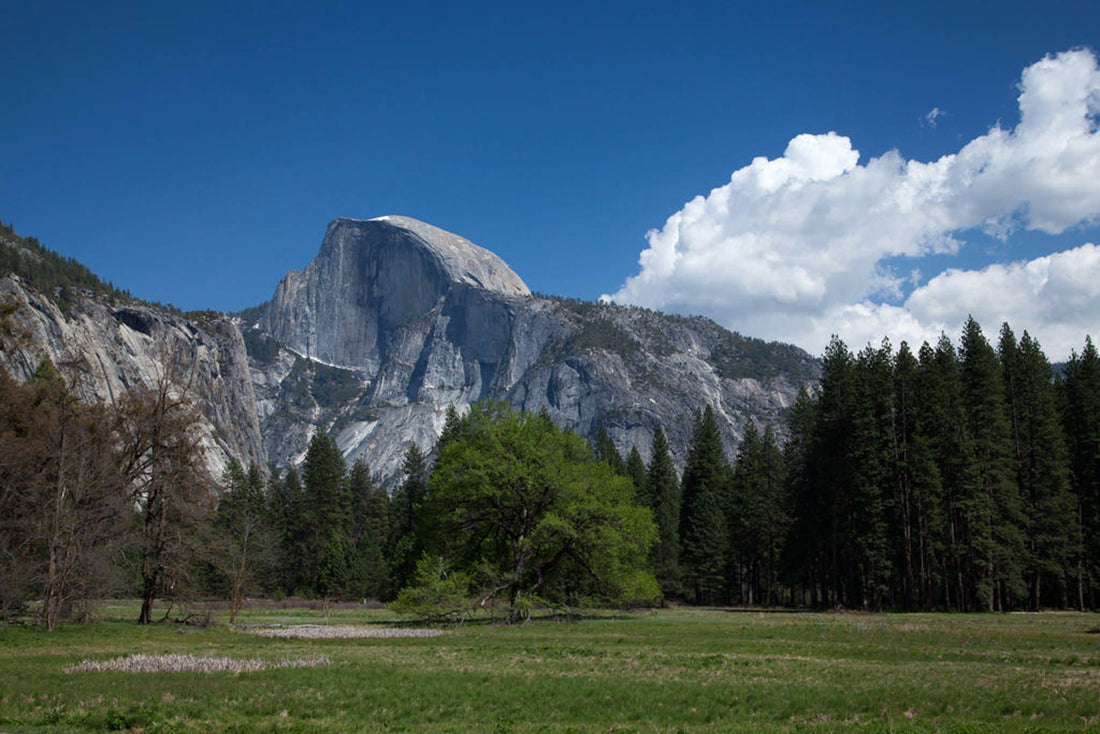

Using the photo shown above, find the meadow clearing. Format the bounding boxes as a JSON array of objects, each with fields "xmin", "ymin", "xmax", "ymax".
[{"xmin": 1, "ymin": 602, "xmax": 1098, "ymax": 732}]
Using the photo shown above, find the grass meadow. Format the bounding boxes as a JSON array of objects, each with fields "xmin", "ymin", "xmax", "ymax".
[{"xmin": 1, "ymin": 602, "xmax": 1098, "ymax": 732}]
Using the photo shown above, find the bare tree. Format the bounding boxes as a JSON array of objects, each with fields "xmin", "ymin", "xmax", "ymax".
[
  {"xmin": 0, "ymin": 368, "xmax": 41, "ymax": 621},
  {"xmin": 38, "ymin": 378, "xmax": 128, "ymax": 629},
  {"xmin": 0, "ymin": 362, "xmax": 127, "ymax": 629},
  {"xmin": 116, "ymin": 368, "xmax": 214, "ymax": 625}
]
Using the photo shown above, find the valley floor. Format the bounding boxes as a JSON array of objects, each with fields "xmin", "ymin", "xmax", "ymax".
[{"xmin": 1, "ymin": 602, "xmax": 1098, "ymax": 732}]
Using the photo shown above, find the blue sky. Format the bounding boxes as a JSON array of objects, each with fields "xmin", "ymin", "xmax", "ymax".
[{"xmin": 3, "ymin": 1, "xmax": 1100, "ymax": 358}]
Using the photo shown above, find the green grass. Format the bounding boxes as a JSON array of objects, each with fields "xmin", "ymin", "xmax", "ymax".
[{"xmin": 2, "ymin": 603, "xmax": 1099, "ymax": 732}]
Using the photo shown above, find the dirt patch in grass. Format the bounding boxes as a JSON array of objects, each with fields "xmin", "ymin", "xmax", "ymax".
[
  {"xmin": 65, "ymin": 653, "xmax": 330, "ymax": 673},
  {"xmin": 241, "ymin": 624, "xmax": 448, "ymax": 639}
]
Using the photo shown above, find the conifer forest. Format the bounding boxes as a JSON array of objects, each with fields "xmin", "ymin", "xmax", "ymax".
[{"xmin": 3, "ymin": 314, "xmax": 1100, "ymax": 628}]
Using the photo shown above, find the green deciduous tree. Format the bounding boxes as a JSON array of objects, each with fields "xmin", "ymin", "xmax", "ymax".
[{"xmin": 422, "ymin": 402, "xmax": 658, "ymax": 622}]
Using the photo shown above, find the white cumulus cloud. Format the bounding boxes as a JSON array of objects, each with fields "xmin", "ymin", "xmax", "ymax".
[{"xmin": 605, "ymin": 49, "xmax": 1100, "ymax": 358}]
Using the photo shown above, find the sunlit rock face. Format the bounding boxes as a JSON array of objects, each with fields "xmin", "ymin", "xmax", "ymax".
[
  {"xmin": 250, "ymin": 217, "xmax": 820, "ymax": 483},
  {"xmin": 262, "ymin": 216, "xmax": 529, "ymax": 373},
  {"xmin": 1, "ymin": 215, "xmax": 819, "ymax": 485},
  {"xmin": 0, "ymin": 274, "xmax": 267, "ymax": 479}
]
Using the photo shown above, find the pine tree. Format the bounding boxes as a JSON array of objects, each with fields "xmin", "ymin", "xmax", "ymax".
[
  {"xmin": 1006, "ymin": 331, "xmax": 1079, "ymax": 609},
  {"xmin": 679, "ymin": 406, "xmax": 730, "ymax": 604},
  {"xmin": 214, "ymin": 460, "xmax": 273, "ymax": 621},
  {"xmin": 278, "ymin": 466, "xmax": 308, "ymax": 594},
  {"xmin": 897, "ymin": 341, "xmax": 949, "ymax": 610},
  {"xmin": 849, "ymin": 341, "xmax": 897, "ymax": 609},
  {"xmin": 436, "ymin": 404, "xmax": 466, "ymax": 454},
  {"xmin": 300, "ymin": 432, "xmax": 348, "ymax": 596},
  {"xmin": 1058, "ymin": 336, "xmax": 1100, "ymax": 608},
  {"xmin": 892, "ymin": 342, "xmax": 920, "ymax": 609},
  {"xmin": 625, "ymin": 446, "xmax": 648, "ymax": 504},
  {"xmin": 344, "ymin": 459, "xmax": 387, "ymax": 600},
  {"xmin": 388, "ymin": 444, "xmax": 429, "ymax": 595},
  {"xmin": 730, "ymin": 420, "xmax": 789, "ymax": 605},
  {"xmin": 919, "ymin": 335, "xmax": 974, "ymax": 610},
  {"xmin": 813, "ymin": 336, "xmax": 858, "ymax": 607},
  {"xmin": 782, "ymin": 387, "xmax": 823, "ymax": 607},
  {"xmin": 960, "ymin": 317, "xmax": 1024, "ymax": 610},
  {"xmin": 646, "ymin": 427, "xmax": 681, "ymax": 598},
  {"xmin": 594, "ymin": 426, "xmax": 627, "ymax": 476}
]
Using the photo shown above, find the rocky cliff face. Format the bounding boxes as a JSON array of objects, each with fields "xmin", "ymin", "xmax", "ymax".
[
  {"xmin": 0, "ymin": 274, "xmax": 267, "ymax": 478},
  {"xmin": 263, "ymin": 216, "xmax": 530, "ymax": 373},
  {"xmin": 248, "ymin": 216, "xmax": 820, "ymax": 482},
  {"xmin": 1, "ymin": 215, "xmax": 819, "ymax": 485}
]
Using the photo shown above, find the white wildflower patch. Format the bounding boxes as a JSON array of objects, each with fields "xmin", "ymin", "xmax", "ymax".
[
  {"xmin": 242, "ymin": 624, "xmax": 447, "ymax": 639},
  {"xmin": 65, "ymin": 653, "xmax": 330, "ymax": 673}
]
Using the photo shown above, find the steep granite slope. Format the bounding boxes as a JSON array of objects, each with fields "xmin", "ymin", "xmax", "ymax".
[
  {"xmin": 1, "ymin": 216, "xmax": 819, "ymax": 485},
  {"xmin": 248, "ymin": 217, "xmax": 819, "ymax": 481},
  {"xmin": 0, "ymin": 227, "xmax": 266, "ymax": 476}
]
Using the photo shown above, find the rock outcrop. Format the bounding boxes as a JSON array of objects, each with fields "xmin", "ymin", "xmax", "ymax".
[
  {"xmin": 0, "ymin": 274, "xmax": 266, "ymax": 478},
  {"xmin": 248, "ymin": 216, "xmax": 820, "ymax": 482},
  {"xmin": 1, "ymin": 215, "xmax": 819, "ymax": 485}
]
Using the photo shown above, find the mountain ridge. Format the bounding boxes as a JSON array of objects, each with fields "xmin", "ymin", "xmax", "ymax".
[
  {"xmin": 1, "ymin": 216, "xmax": 820, "ymax": 484},
  {"xmin": 248, "ymin": 216, "xmax": 819, "ymax": 481}
]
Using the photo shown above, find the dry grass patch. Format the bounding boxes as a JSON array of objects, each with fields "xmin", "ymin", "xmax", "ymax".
[
  {"xmin": 65, "ymin": 653, "xmax": 330, "ymax": 673},
  {"xmin": 241, "ymin": 624, "xmax": 448, "ymax": 639}
]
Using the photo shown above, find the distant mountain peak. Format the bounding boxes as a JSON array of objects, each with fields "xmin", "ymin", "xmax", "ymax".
[{"xmin": 326, "ymin": 216, "xmax": 530, "ymax": 298}]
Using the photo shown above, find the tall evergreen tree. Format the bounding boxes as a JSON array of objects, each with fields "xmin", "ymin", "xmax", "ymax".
[
  {"xmin": 344, "ymin": 459, "xmax": 387, "ymax": 600},
  {"xmin": 625, "ymin": 446, "xmax": 648, "ymax": 503},
  {"xmin": 896, "ymin": 341, "xmax": 950, "ymax": 610},
  {"xmin": 213, "ymin": 460, "xmax": 272, "ymax": 621},
  {"xmin": 892, "ymin": 342, "xmax": 920, "ymax": 609},
  {"xmin": 679, "ymin": 406, "xmax": 730, "ymax": 604},
  {"xmin": 730, "ymin": 420, "xmax": 788, "ymax": 605},
  {"xmin": 300, "ymin": 432, "xmax": 349, "ymax": 596},
  {"xmin": 960, "ymin": 317, "xmax": 1024, "ymax": 610},
  {"xmin": 436, "ymin": 404, "xmax": 466, "ymax": 454},
  {"xmin": 1058, "ymin": 336, "xmax": 1100, "ymax": 608},
  {"xmin": 646, "ymin": 427, "xmax": 681, "ymax": 598},
  {"xmin": 1005, "ymin": 331, "xmax": 1080, "ymax": 609},
  {"xmin": 849, "ymin": 341, "xmax": 897, "ymax": 609},
  {"xmin": 388, "ymin": 444, "xmax": 429, "ymax": 595},
  {"xmin": 594, "ymin": 426, "xmax": 627, "ymax": 476},
  {"xmin": 919, "ymin": 335, "xmax": 975, "ymax": 610},
  {"xmin": 782, "ymin": 387, "xmax": 823, "ymax": 607},
  {"xmin": 812, "ymin": 336, "xmax": 858, "ymax": 607},
  {"xmin": 277, "ymin": 466, "xmax": 308, "ymax": 594}
]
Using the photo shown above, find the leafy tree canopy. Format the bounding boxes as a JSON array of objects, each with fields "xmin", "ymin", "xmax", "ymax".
[{"xmin": 423, "ymin": 401, "xmax": 658, "ymax": 622}]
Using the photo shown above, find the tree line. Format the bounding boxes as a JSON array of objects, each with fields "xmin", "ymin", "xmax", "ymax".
[
  {"xmin": 4, "ymin": 315, "xmax": 1098, "ymax": 629},
  {"xmin": 0, "ymin": 369, "xmax": 661, "ymax": 626},
  {"xmin": 621, "ymin": 317, "xmax": 1098, "ymax": 612},
  {"xmin": 219, "ymin": 402, "xmax": 658, "ymax": 624},
  {"xmin": 201, "ymin": 315, "xmax": 1100, "ymax": 617}
]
